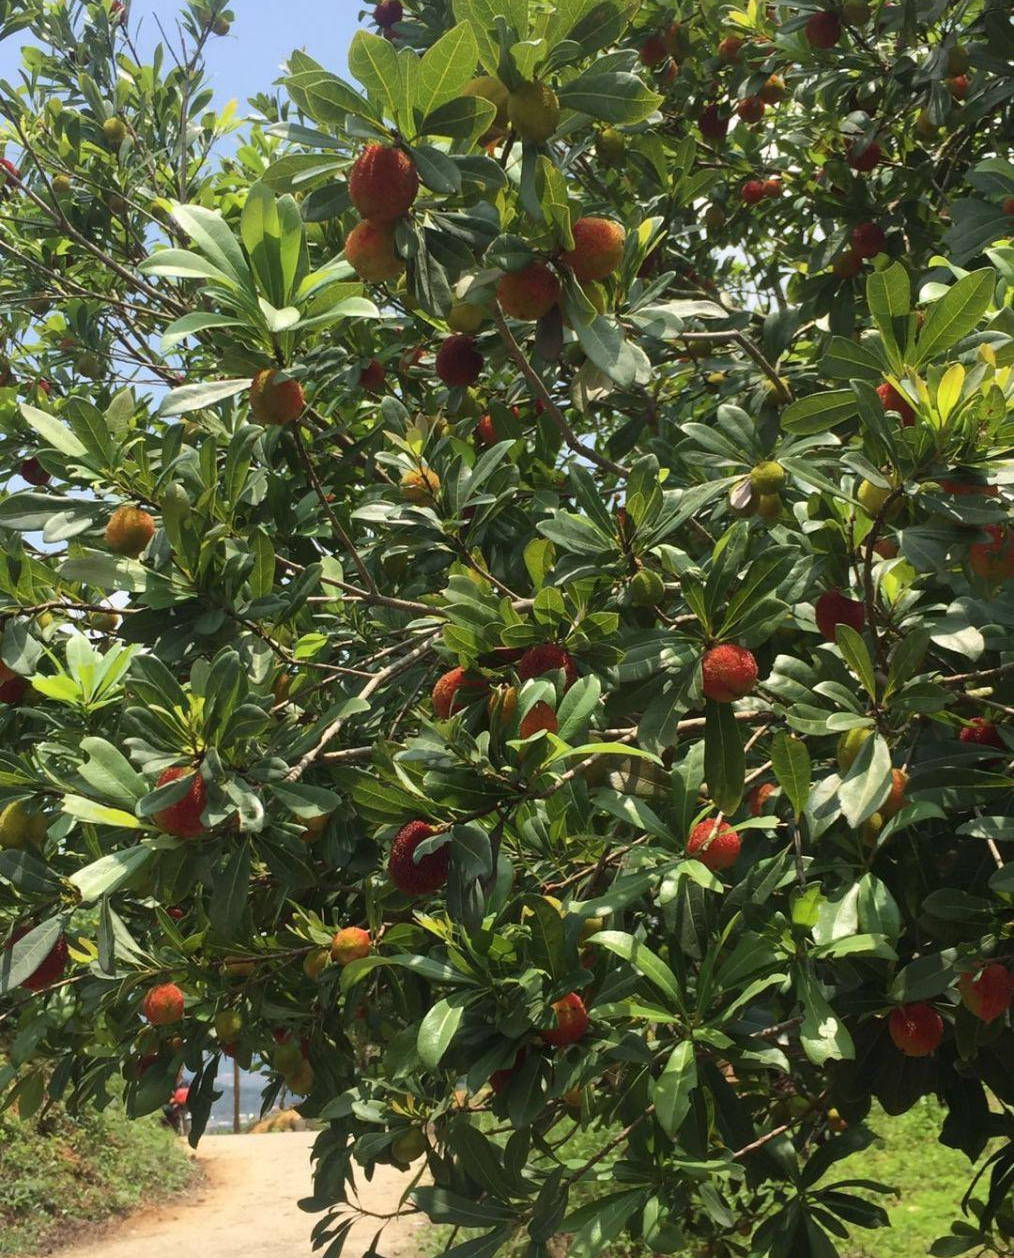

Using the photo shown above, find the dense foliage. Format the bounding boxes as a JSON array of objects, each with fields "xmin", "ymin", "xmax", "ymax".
[{"xmin": 1, "ymin": 2, "xmax": 1013, "ymax": 1256}]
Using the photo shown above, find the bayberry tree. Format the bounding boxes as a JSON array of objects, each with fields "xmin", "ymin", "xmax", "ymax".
[{"xmin": 1, "ymin": 2, "xmax": 1013, "ymax": 1256}]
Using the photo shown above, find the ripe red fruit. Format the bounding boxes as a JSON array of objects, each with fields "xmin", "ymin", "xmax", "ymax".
[
  {"xmin": 959, "ymin": 717, "xmax": 1004, "ymax": 750},
  {"xmin": 497, "ymin": 261, "xmax": 560, "ymax": 320},
  {"xmin": 431, "ymin": 666, "xmax": 488, "ymax": 719},
  {"xmin": 876, "ymin": 381, "xmax": 915, "ymax": 426},
  {"xmin": 19, "ymin": 457, "xmax": 49, "ymax": 487},
  {"xmin": 881, "ymin": 767, "xmax": 908, "ymax": 819},
  {"xmin": 741, "ymin": 179, "xmax": 767, "ymax": 204},
  {"xmin": 249, "ymin": 369, "xmax": 305, "ymax": 425},
  {"xmin": 815, "ymin": 589, "xmax": 865, "ymax": 642},
  {"xmin": 490, "ymin": 1050, "xmax": 526, "ymax": 1094},
  {"xmin": 759, "ymin": 74, "xmax": 786, "ymax": 103},
  {"xmin": 749, "ymin": 782, "xmax": 776, "ymax": 816},
  {"xmin": 736, "ymin": 96, "xmax": 765, "ymax": 124},
  {"xmin": 348, "ymin": 145, "xmax": 418, "ymax": 222},
  {"xmin": 345, "ymin": 220, "xmax": 403, "ymax": 282},
  {"xmin": 331, "ymin": 927, "xmax": 371, "ymax": 965},
  {"xmin": 142, "ymin": 982, "xmax": 185, "ymax": 1026},
  {"xmin": 105, "ymin": 505, "xmax": 155, "ymax": 557},
  {"xmin": 805, "ymin": 11, "xmax": 841, "ymax": 48},
  {"xmin": 517, "ymin": 644, "xmax": 577, "ymax": 690},
  {"xmin": 373, "ymin": 0, "xmax": 402, "ymax": 27},
  {"xmin": 969, "ymin": 524, "xmax": 1014, "ymax": 581},
  {"xmin": 687, "ymin": 819, "xmax": 741, "ymax": 871},
  {"xmin": 763, "ymin": 177, "xmax": 783, "ymax": 198},
  {"xmin": 946, "ymin": 74, "xmax": 968, "ymax": 99},
  {"xmin": 832, "ymin": 249, "xmax": 863, "ymax": 279},
  {"xmin": 1004, "ymin": 197, "xmax": 1014, "ymax": 215},
  {"xmin": 541, "ymin": 992, "xmax": 589, "ymax": 1046},
  {"xmin": 640, "ymin": 34, "xmax": 668, "ymax": 68},
  {"xmin": 560, "ymin": 217, "xmax": 626, "ymax": 282},
  {"xmin": 358, "ymin": 359, "xmax": 386, "ymax": 392},
  {"xmin": 888, "ymin": 1003, "xmax": 943, "ymax": 1056},
  {"xmin": 475, "ymin": 414, "xmax": 498, "ymax": 447},
  {"xmin": 717, "ymin": 35, "xmax": 743, "ymax": 62},
  {"xmin": 153, "ymin": 766, "xmax": 207, "ymax": 839},
  {"xmin": 847, "ymin": 139, "xmax": 882, "ymax": 171},
  {"xmin": 700, "ymin": 644, "xmax": 758, "ymax": 703},
  {"xmin": 698, "ymin": 105, "xmax": 728, "ymax": 142},
  {"xmin": 958, "ymin": 963, "xmax": 1013, "ymax": 1023},
  {"xmin": 851, "ymin": 222, "xmax": 886, "ymax": 258},
  {"xmin": 388, "ymin": 820, "xmax": 450, "ymax": 894},
  {"xmin": 435, "ymin": 334, "xmax": 483, "ymax": 387},
  {"xmin": 0, "ymin": 157, "xmax": 21, "ymax": 195},
  {"xmin": 0, "ymin": 662, "xmax": 28, "ymax": 705},
  {"xmin": 520, "ymin": 701, "xmax": 558, "ymax": 739},
  {"xmin": 6, "ymin": 925, "xmax": 68, "ymax": 992}
]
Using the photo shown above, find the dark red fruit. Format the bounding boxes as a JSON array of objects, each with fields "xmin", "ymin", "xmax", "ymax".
[
  {"xmin": 388, "ymin": 820, "xmax": 450, "ymax": 895},
  {"xmin": 959, "ymin": 718, "xmax": 1004, "ymax": 750},
  {"xmin": 435, "ymin": 335, "xmax": 483, "ymax": 387},
  {"xmin": 741, "ymin": 179, "xmax": 767, "ymax": 204},
  {"xmin": 958, "ymin": 963, "xmax": 1013, "ymax": 1023},
  {"xmin": 373, "ymin": 1, "xmax": 403, "ymax": 27},
  {"xmin": 805, "ymin": 11, "xmax": 841, "ymax": 48},
  {"xmin": 847, "ymin": 140, "xmax": 882, "ymax": 171},
  {"xmin": 19, "ymin": 458, "xmax": 50, "ymax": 487},
  {"xmin": 888, "ymin": 1003, "xmax": 943, "ymax": 1056},
  {"xmin": 698, "ymin": 105, "xmax": 728, "ymax": 142},
  {"xmin": 6, "ymin": 924, "xmax": 68, "ymax": 992},
  {"xmin": 851, "ymin": 222, "xmax": 886, "ymax": 258},
  {"xmin": 153, "ymin": 766, "xmax": 207, "ymax": 839},
  {"xmin": 517, "ymin": 644, "xmax": 577, "ymax": 690},
  {"xmin": 815, "ymin": 589, "xmax": 865, "ymax": 642},
  {"xmin": 876, "ymin": 381, "xmax": 915, "ymax": 426},
  {"xmin": 358, "ymin": 359, "xmax": 386, "ymax": 392}
]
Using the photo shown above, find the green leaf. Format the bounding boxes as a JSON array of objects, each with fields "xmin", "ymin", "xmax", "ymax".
[
  {"xmin": 839, "ymin": 733, "xmax": 892, "ymax": 828},
  {"xmin": 19, "ymin": 403, "xmax": 88, "ymax": 457},
  {"xmin": 770, "ymin": 732, "xmax": 811, "ymax": 817},
  {"xmin": 158, "ymin": 378, "xmax": 250, "ymax": 417},
  {"xmin": 78, "ymin": 737, "xmax": 147, "ymax": 806},
  {"xmin": 557, "ymin": 71, "xmax": 662, "ymax": 125},
  {"xmin": 586, "ymin": 930, "xmax": 683, "ymax": 1010},
  {"xmin": 209, "ymin": 842, "xmax": 250, "ymax": 940},
  {"xmin": 556, "ymin": 675, "xmax": 601, "ymax": 742},
  {"xmin": 0, "ymin": 917, "xmax": 67, "ymax": 995},
  {"xmin": 836, "ymin": 623, "xmax": 877, "ymax": 698},
  {"xmin": 889, "ymin": 949, "xmax": 958, "ymax": 1002},
  {"xmin": 417, "ymin": 996, "xmax": 466, "ymax": 1068},
  {"xmin": 704, "ymin": 700, "xmax": 744, "ymax": 815},
  {"xmin": 172, "ymin": 203, "xmax": 255, "ymax": 293},
  {"xmin": 653, "ymin": 1041, "xmax": 697, "ymax": 1137},
  {"xmin": 62, "ymin": 794, "xmax": 143, "ymax": 830},
  {"xmin": 866, "ymin": 263, "xmax": 910, "ymax": 369},
  {"xmin": 450, "ymin": 0, "xmax": 528, "ymax": 74},
  {"xmin": 348, "ymin": 30, "xmax": 405, "ymax": 124},
  {"xmin": 780, "ymin": 390, "xmax": 858, "ymax": 434},
  {"xmin": 798, "ymin": 968, "xmax": 854, "ymax": 1065},
  {"xmin": 416, "ymin": 23, "xmax": 478, "ymax": 119},
  {"xmin": 411, "ymin": 1187, "xmax": 515, "ymax": 1227},
  {"xmin": 914, "ymin": 268, "xmax": 995, "ymax": 365},
  {"xmin": 69, "ymin": 844, "xmax": 154, "ymax": 902}
]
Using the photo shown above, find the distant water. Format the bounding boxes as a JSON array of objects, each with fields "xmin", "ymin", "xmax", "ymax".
[{"xmin": 206, "ymin": 1065, "xmax": 276, "ymax": 1131}]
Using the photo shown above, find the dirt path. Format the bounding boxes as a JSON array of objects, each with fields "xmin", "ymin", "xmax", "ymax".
[{"xmin": 50, "ymin": 1132, "xmax": 426, "ymax": 1258}]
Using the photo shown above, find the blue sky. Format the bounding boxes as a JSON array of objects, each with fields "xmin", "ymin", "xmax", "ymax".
[{"xmin": 0, "ymin": 1, "xmax": 363, "ymax": 109}]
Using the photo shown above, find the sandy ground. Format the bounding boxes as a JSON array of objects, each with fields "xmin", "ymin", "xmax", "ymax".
[{"xmin": 49, "ymin": 1132, "xmax": 426, "ymax": 1258}]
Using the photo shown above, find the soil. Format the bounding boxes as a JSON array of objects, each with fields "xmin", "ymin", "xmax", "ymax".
[{"xmin": 47, "ymin": 1132, "xmax": 425, "ymax": 1258}]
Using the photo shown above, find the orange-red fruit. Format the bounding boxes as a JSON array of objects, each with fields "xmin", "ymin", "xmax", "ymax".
[
  {"xmin": 431, "ymin": 666, "xmax": 488, "ymax": 719},
  {"xmin": 847, "ymin": 140, "xmax": 882, "ymax": 171},
  {"xmin": 687, "ymin": 819, "xmax": 741, "ymax": 871},
  {"xmin": 640, "ymin": 34, "xmax": 668, "ymax": 67},
  {"xmin": 946, "ymin": 74, "xmax": 968, "ymax": 99},
  {"xmin": 970, "ymin": 524, "xmax": 1014, "ymax": 581},
  {"xmin": 959, "ymin": 717, "xmax": 1004, "ymax": 750},
  {"xmin": 358, "ymin": 359, "xmax": 386, "ymax": 392},
  {"xmin": 0, "ymin": 662, "xmax": 28, "ymax": 705},
  {"xmin": 1004, "ymin": 197, "xmax": 1014, "ymax": 215},
  {"xmin": 701, "ymin": 644, "xmax": 758, "ymax": 703},
  {"xmin": 348, "ymin": 144, "xmax": 418, "ymax": 222},
  {"xmin": 517, "ymin": 644, "xmax": 577, "ymax": 690},
  {"xmin": 153, "ymin": 766, "xmax": 207, "ymax": 839},
  {"xmin": 331, "ymin": 927, "xmax": 371, "ymax": 965},
  {"xmin": 888, "ymin": 1003, "xmax": 943, "ymax": 1056},
  {"xmin": 345, "ymin": 220, "xmax": 403, "ymax": 282},
  {"xmin": 881, "ymin": 767, "xmax": 908, "ymax": 819},
  {"xmin": 698, "ymin": 105, "xmax": 728, "ymax": 141},
  {"xmin": 763, "ymin": 177, "xmax": 782, "ymax": 198},
  {"xmin": 388, "ymin": 820, "xmax": 450, "ymax": 895},
  {"xmin": 541, "ymin": 992, "xmax": 589, "ymax": 1046},
  {"xmin": 741, "ymin": 179, "xmax": 767, "ymax": 204},
  {"xmin": 759, "ymin": 74, "xmax": 786, "ymax": 103},
  {"xmin": 851, "ymin": 222, "xmax": 886, "ymax": 258},
  {"xmin": 717, "ymin": 35, "xmax": 743, "ymax": 62},
  {"xmin": 876, "ymin": 381, "xmax": 915, "ymax": 427},
  {"xmin": 736, "ymin": 96, "xmax": 765, "ymax": 124},
  {"xmin": 497, "ymin": 262, "xmax": 561, "ymax": 320},
  {"xmin": 7, "ymin": 925, "xmax": 68, "ymax": 992},
  {"xmin": 958, "ymin": 963, "xmax": 1013, "ymax": 1023},
  {"xmin": 561, "ymin": 217, "xmax": 626, "ymax": 282},
  {"xmin": 805, "ymin": 11, "xmax": 841, "ymax": 47},
  {"xmin": 142, "ymin": 982, "xmax": 185, "ymax": 1026},
  {"xmin": 520, "ymin": 701, "xmax": 558, "ymax": 739},
  {"xmin": 105, "ymin": 504, "xmax": 155, "ymax": 558},
  {"xmin": 435, "ymin": 334, "xmax": 483, "ymax": 387},
  {"xmin": 249, "ymin": 369, "xmax": 305, "ymax": 425},
  {"xmin": 749, "ymin": 782, "xmax": 776, "ymax": 816},
  {"xmin": 815, "ymin": 589, "xmax": 865, "ymax": 642},
  {"xmin": 475, "ymin": 414, "xmax": 498, "ymax": 447}
]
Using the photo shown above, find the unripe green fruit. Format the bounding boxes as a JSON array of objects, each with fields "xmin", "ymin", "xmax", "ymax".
[
  {"xmin": 303, "ymin": 948, "xmax": 331, "ymax": 979},
  {"xmin": 860, "ymin": 811, "xmax": 883, "ymax": 845},
  {"xmin": 447, "ymin": 301, "xmax": 486, "ymax": 333},
  {"xmin": 750, "ymin": 461, "xmax": 786, "ymax": 494},
  {"xmin": 507, "ymin": 80, "xmax": 560, "ymax": 143},
  {"xmin": 462, "ymin": 76, "xmax": 509, "ymax": 140},
  {"xmin": 630, "ymin": 568, "xmax": 665, "ymax": 606},
  {"xmin": 273, "ymin": 1041, "xmax": 303, "ymax": 1075},
  {"xmin": 212, "ymin": 16, "xmax": 230, "ymax": 35},
  {"xmin": 0, "ymin": 801, "xmax": 47, "ymax": 850},
  {"xmin": 596, "ymin": 127, "xmax": 626, "ymax": 166},
  {"xmin": 857, "ymin": 479, "xmax": 899, "ymax": 519},
  {"xmin": 51, "ymin": 174, "xmax": 73, "ymax": 196},
  {"xmin": 103, "ymin": 116, "xmax": 128, "ymax": 147},
  {"xmin": 215, "ymin": 1009, "xmax": 243, "ymax": 1040},
  {"xmin": 755, "ymin": 493, "xmax": 781, "ymax": 519},
  {"xmin": 837, "ymin": 727, "xmax": 872, "ymax": 772},
  {"xmin": 391, "ymin": 1128, "xmax": 427, "ymax": 1164}
]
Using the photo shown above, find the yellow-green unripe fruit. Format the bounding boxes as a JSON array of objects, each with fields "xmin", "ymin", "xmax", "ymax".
[
  {"xmin": 630, "ymin": 568, "xmax": 665, "ymax": 606},
  {"xmin": 0, "ymin": 801, "xmax": 47, "ymax": 849},
  {"xmin": 507, "ymin": 80, "xmax": 560, "ymax": 143},
  {"xmin": 462, "ymin": 76, "xmax": 509, "ymax": 139},
  {"xmin": 391, "ymin": 1128, "xmax": 427, "ymax": 1164},
  {"xmin": 103, "ymin": 116, "xmax": 128, "ymax": 146},
  {"xmin": 755, "ymin": 493, "xmax": 781, "ymax": 519},
  {"xmin": 837, "ymin": 727, "xmax": 872, "ymax": 773},
  {"xmin": 303, "ymin": 947, "xmax": 331, "ymax": 978},
  {"xmin": 857, "ymin": 479, "xmax": 898, "ymax": 519},
  {"xmin": 596, "ymin": 127, "xmax": 626, "ymax": 166},
  {"xmin": 51, "ymin": 174, "xmax": 73, "ymax": 196},
  {"xmin": 750, "ymin": 461, "xmax": 786, "ymax": 494},
  {"xmin": 447, "ymin": 301, "xmax": 486, "ymax": 333},
  {"xmin": 860, "ymin": 811, "xmax": 883, "ymax": 846},
  {"xmin": 580, "ymin": 915, "xmax": 605, "ymax": 943},
  {"xmin": 214, "ymin": 1009, "xmax": 243, "ymax": 1040}
]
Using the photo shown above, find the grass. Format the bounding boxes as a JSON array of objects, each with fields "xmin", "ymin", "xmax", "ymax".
[
  {"xmin": 0, "ymin": 1101, "xmax": 197, "ymax": 1257},
  {"xmin": 423, "ymin": 1099, "xmax": 978, "ymax": 1258}
]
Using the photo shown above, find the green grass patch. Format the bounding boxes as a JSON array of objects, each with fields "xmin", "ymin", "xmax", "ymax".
[{"xmin": 0, "ymin": 1102, "xmax": 197, "ymax": 1256}]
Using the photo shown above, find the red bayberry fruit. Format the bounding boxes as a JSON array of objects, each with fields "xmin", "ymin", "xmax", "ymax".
[
  {"xmin": 851, "ymin": 222, "xmax": 886, "ymax": 258},
  {"xmin": 749, "ymin": 782, "xmax": 776, "ymax": 816},
  {"xmin": 832, "ymin": 249, "xmax": 863, "ymax": 279},
  {"xmin": 876, "ymin": 381, "xmax": 915, "ymax": 426},
  {"xmin": 640, "ymin": 34, "xmax": 668, "ymax": 67},
  {"xmin": 497, "ymin": 261, "xmax": 561, "ymax": 320},
  {"xmin": 431, "ymin": 666, "xmax": 489, "ymax": 719},
  {"xmin": 0, "ymin": 663, "xmax": 28, "ymax": 705},
  {"xmin": 958, "ymin": 963, "xmax": 1013, "ymax": 1023},
  {"xmin": 475, "ymin": 414, "xmax": 498, "ymax": 447},
  {"xmin": 388, "ymin": 820, "xmax": 450, "ymax": 895},
  {"xmin": 888, "ymin": 1003, "xmax": 943, "ymax": 1056},
  {"xmin": 142, "ymin": 982, "xmax": 185, "ymax": 1025},
  {"xmin": 347, "ymin": 144, "xmax": 418, "ymax": 222},
  {"xmin": 541, "ymin": 992, "xmax": 589, "ymax": 1046},
  {"xmin": 698, "ymin": 105, "xmax": 728, "ymax": 142},
  {"xmin": 331, "ymin": 927, "xmax": 372, "ymax": 965},
  {"xmin": 717, "ymin": 35, "xmax": 743, "ymax": 62},
  {"xmin": 358, "ymin": 359, "xmax": 386, "ymax": 392},
  {"xmin": 520, "ymin": 701, "xmax": 558, "ymax": 739},
  {"xmin": 373, "ymin": 0, "xmax": 402, "ymax": 27},
  {"xmin": 741, "ymin": 179, "xmax": 767, "ymax": 204},
  {"xmin": 6, "ymin": 925, "xmax": 68, "ymax": 992},
  {"xmin": 250, "ymin": 369, "xmax": 305, "ymax": 425},
  {"xmin": 700, "ymin": 644, "xmax": 758, "ymax": 703},
  {"xmin": 959, "ymin": 717, "xmax": 1004, "ymax": 750},
  {"xmin": 19, "ymin": 457, "xmax": 49, "ymax": 487},
  {"xmin": 946, "ymin": 74, "xmax": 968, "ymax": 99},
  {"xmin": 805, "ymin": 11, "xmax": 841, "ymax": 48},
  {"xmin": 560, "ymin": 217, "xmax": 626, "ymax": 282},
  {"xmin": 970, "ymin": 524, "xmax": 1014, "ymax": 581},
  {"xmin": 517, "ymin": 644, "xmax": 577, "ymax": 690},
  {"xmin": 763, "ymin": 177, "xmax": 783, "ymax": 198},
  {"xmin": 736, "ymin": 95, "xmax": 765, "ymax": 124},
  {"xmin": 847, "ymin": 139, "xmax": 882, "ymax": 171},
  {"xmin": 686, "ymin": 819, "xmax": 741, "ymax": 871},
  {"xmin": 435, "ymin": 335, "xmax": 483, "ymax": 387},
  {"xmin": 153, "ymin": 767, "xmax": 207, "ymax": 839},
  {"xmin": 815, "ymin": 589, "xmax": 865, "ymax": 642}
]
